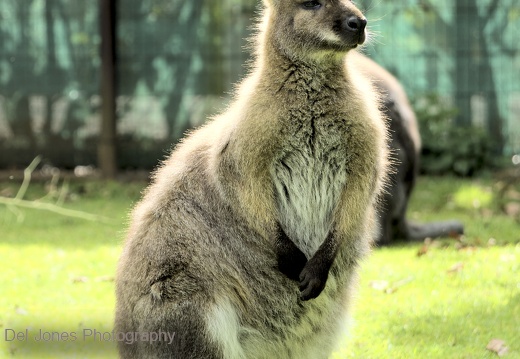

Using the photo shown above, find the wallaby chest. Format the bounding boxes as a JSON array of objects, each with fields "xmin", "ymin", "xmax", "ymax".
[{"xmin": 270, "ymin": 89, "xmax": 352, "ymax": 257}]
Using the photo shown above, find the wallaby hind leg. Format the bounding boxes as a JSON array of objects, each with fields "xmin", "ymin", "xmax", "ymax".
[{"xmin": 117, "ymin": 298, "xmax": 224, "ymax": 359}]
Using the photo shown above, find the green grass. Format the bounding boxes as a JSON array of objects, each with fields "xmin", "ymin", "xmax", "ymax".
[
  {"xmin": 0, "ymin": 176, "xmax": 519, "ymax": 358},
  {"xmin": 0, "ymin": 180, "xmax": 144, "ymax": 358}
]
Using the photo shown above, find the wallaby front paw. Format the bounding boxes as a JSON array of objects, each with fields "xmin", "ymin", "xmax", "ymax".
[{"xmin": 298, "ymin": 261, "xmax": 328, "ymax": 301}]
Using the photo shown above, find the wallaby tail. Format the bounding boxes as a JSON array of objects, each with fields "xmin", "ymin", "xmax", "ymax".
[{"xmin": 406, "ymin": 220, "xmax": 464, "ymax": 241}]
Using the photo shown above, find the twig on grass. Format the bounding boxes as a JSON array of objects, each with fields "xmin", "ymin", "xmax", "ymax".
[
  {"xmin": 0, "ymin": 196, "xmax": 114, "ymax": 223},
  {"xmin": 1, "ymin": 157, "xmax": 114, "ymax": 224},
  {"xmin": 14, "ymin": 156, "xmax": 42, "ymax": 200}
]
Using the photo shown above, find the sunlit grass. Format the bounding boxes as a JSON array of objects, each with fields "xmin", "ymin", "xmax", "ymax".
[
  {"xmin": 0, "ymin": 176, "xmax": 518, "ymax": 358},
  {"xmin": 0, "ymin": 179, "xmax": 143, "ymax": 358},
  {"xmin": 452, "ymin": 184, "xmax": 494, "ymax": 210},
  {"xmin": 336, "ymin": 245, "xmax": 520, "ymax": 358},
  {"xmin": 337, "ymin": 176, "xmax": 520, "ymax": 358}
]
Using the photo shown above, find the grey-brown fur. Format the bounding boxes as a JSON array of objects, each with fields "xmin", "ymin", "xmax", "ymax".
[{"xmin": 115, "ymin": 0, "xmax": 388, "ymax": 358}]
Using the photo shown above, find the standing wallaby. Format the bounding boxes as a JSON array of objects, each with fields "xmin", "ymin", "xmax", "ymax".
[
  {"xmin": 350, "ymin": 52, "xmax": 464, "ymax": 244},
  {"xmin": 115, "ymin": 0, "xmax": 388, "ymax": 358}
]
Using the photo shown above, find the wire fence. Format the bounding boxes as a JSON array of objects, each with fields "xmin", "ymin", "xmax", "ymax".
[{"xmin": 0, "ymin": 0, "xmax": 518, "ymax": 168}]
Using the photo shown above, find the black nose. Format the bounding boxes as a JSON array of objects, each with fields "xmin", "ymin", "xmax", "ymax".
[{"xmin": 346, "ymin": 16, "xmax": 367, "ymax": 33}]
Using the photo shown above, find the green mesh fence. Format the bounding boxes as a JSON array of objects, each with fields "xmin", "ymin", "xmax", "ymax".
[
  {"xmin": 359, "ymin": 0, "xmax": 520, "ymax": 155},
  {"xmin": 0, "ymin": 0, "xmax": 518, "ymax": 168}
]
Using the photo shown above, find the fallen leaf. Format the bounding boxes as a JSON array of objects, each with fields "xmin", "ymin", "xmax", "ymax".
[
  {"xmin": 504, "ymin": 203, "xmax": 520, "ymax": 218},
  {"xmin": 458, "ymin": 246, "xmax": 477, "ymax": 254},
  {"xmin": 473, "ymin": 237, "xmax": 484, "ymax": 246},
  {"xmin": 71, "ymin": 276, "xmax": 89, "ymax": 283},
  {"xmin": 369, "ymin": 280, "xmax": 389, "ymax": 292},
  {"xmin": 386, "ymin": 276, "xmax": 415, "ymax": 294},
  {"xmin": 417, "ymin": 238, "xmax": 432, "ymax": 257},
  {"xmin": 486, "ymin": 339, "xmax": 509, "ymax": 356},
  {"xmin": 14, "ymin": 306, "xmax": 28, "ymax": 315},
  {"xmin": 481, "ymin": 208, "xmax": 494, "ymax": 220},
  {"xmin": 448, "ymin": 230, "xmax": 463, "ymax": 239},
  {"xmin": 417, "ymin": 244, "xmax": 429, "ymax": 257},
  {"xmin": 95, "ymin": 275, "xmax": 115, "ymax": 282},
  {"xmin": 370, "ymin": 277, "xmax": 415, "ymax": 294},
  {"xmin": 505, "ymin": 189, "xmax": 520, "ymax": 200},
  {"xmin": 447, "ymin": 262, "xmax": 464, "ymax": 273}
]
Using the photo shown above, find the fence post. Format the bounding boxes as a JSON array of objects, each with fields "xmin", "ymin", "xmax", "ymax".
[{"xmin": 98, "ymin": 0, "xmax": 118, "ymax": 178}]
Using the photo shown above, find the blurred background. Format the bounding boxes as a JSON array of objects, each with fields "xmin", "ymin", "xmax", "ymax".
[
  {"xmin": 1, "ymin": 3, "xmax": 519, "ymax": 358},
  {"xmin": 0, "ymin": 0, "xmax": 519, "ymax": 177}
]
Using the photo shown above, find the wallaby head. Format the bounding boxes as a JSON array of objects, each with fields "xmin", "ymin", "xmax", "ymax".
[{"xmin": 262, "ymin": 0, "xmax": 367, "ymax": 61}]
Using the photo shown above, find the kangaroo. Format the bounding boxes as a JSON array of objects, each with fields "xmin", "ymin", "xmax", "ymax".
[
  {"xmin": 115, "ymin": 1, "xmax": 388, "ymax": 358},
  {"xmin": 350, "ymin": 52, "xmax": 464, "ymax": 244}
]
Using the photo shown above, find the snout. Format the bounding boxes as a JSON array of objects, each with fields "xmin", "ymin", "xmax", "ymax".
[
  {"xmin": 344, "ymin": 16, "xmax": 367, "ymax": 44},
  {"xmin": 334, "ymin": 15, "xmax": 367, "ymax": 46}
]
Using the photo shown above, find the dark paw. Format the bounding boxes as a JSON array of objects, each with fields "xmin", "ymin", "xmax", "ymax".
[
  {"xmin": 298, "ymin": 261, "xmax": 328, "ymax": 301},
  {"xmin": 278, "ymin": 244, "xmax": 307, "ymax": 281}
]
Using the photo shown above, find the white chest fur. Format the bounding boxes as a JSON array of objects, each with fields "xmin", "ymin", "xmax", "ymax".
[{"xmin": 271, "ymin": 126, "xmax": 348, "ymax": 258}]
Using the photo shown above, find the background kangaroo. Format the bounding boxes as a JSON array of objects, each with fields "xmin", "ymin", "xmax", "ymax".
[
  {"xmin": 115, "ymin": 0, "xmax": 388, "ymax": 358},
  {"xmin": 350, "ymin": 52, "xmax": 464, "ymax": 245}
]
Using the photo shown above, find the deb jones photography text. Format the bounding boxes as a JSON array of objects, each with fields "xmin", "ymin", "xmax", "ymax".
[{"xmin": 4, "ymin": 329, "xmax": 175, "ymax": 345}]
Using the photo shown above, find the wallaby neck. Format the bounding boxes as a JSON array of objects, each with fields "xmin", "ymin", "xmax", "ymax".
[{"xmin": 256, "ymin": 29, "xmax": 350, "ymax": 94}]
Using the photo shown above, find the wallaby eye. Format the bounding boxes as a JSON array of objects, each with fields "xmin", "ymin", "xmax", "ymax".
[{"xmin": 301, "ymin": 1, "xmax": 322, "ymax": 9}]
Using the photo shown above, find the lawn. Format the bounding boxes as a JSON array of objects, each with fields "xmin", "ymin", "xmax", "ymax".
[{"xmin": 0, "ymin": 175, "xmax": 518, "ymax": 358}]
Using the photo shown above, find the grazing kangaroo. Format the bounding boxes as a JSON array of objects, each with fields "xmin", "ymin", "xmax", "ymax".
[
  {"xmin": 350, "ymin": 52, "xmax": 464, "ymax": 244},
  {"xmin": 115, "ymin": 1, "xmax": 388, "ymax": 358}
]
